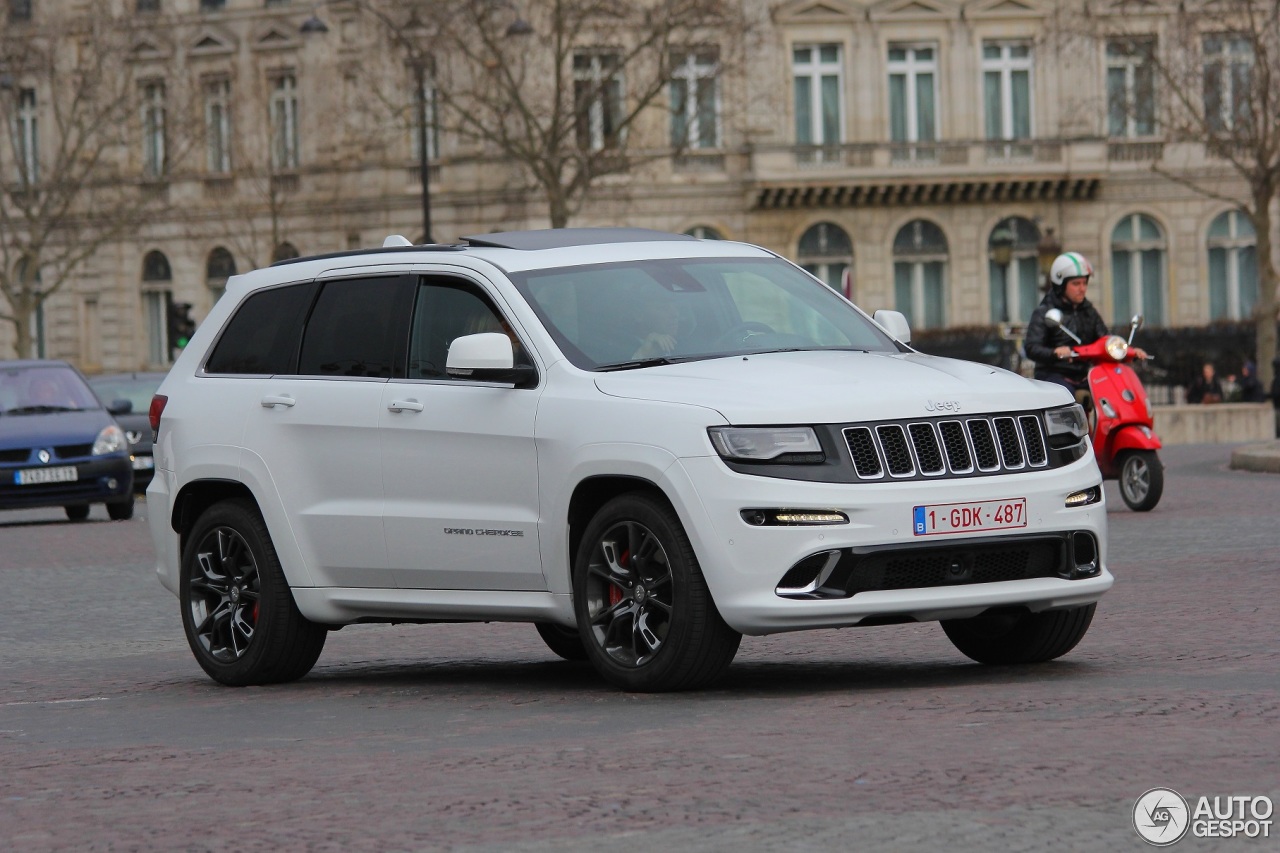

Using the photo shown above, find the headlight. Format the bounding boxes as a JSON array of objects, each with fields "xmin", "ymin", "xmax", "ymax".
[
  {"xmin": 1104, "ymin": 335, "xmax": 1129, "ymax": 361},
  {"xmin": 1044, "ymin": 404, "xmax": 1088, "ymax": 447},
  {"xmin": 708, "ymin": 426, "xmax": 824, "ymax": 463},
  {"xmin": 92, "ymin": 424, "xmax": 126, "ymax": 456}
]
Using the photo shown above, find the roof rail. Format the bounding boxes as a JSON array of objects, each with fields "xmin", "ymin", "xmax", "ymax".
[{"xmin": 463, "ymin": 227, "xmax": 695, "ymax": 251}]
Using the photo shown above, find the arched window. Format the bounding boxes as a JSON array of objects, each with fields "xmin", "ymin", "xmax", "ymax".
[
  {"xmin": 142, "ymin": 250, "xmax": 172, "ymax": 282},
  {"xmin": 798, "ymin": 221, "xmax": 853, "ymax": 294},
  {"xmin": 272, "ymin": 241, "xmax": 300, "ymax": 262},
  {"xmin": 1111, "ymin": 214, "xmax": 1166, "ymax": 324},
  {"xmin": 988, "ymin": 216, "xmax": 1041, "ymax": 323},
  {"xmin": 684, "ymin": 225, "xmax": 723, "ymax": 240},
  {"xmin": 1207, "ymin": 210, "xmax": 1257, "ymax": 321},
  {"xmin": 206, "ymin": 247, "xmax": 236, "ymax": 283},
  {"xmin": 893, "ymin": 219, "xmax": 948, "ymax": 328}
]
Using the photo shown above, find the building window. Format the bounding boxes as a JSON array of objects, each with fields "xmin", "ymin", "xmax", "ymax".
[
  {"xmin": 269, "ymin": 74, "xmax": 299, "ymax": 169},
  {"xmin": 206, "ymin": 246, "xmax": 235, "ymax": 302},
  {"xmin": 136, "ymin": 0, "xmax": 160, "ymax": 12},
  {"xmin": 1107, "ymin": 38, "xmax": 1156, "ymax": 138},
  {"xmin": 14, "ymin": 87, "xmax": 37, "ymax": 184},
  {"xmin": 9, "ymin": 0, "xmax": 31, "ymax": 23},
  {"xmin": 141, "ymin": 81, "xmax": 166, "ymax": 179},
  {"xmin": 142, "ymin": 250, "xmax": 172, "ymax": 283},
  {"xmin": 141, "ymin": 251, "xmax": 172, "ymax": 365},
  {"xmin": 1111, "ymin": 213, "xmax": 1166, "ymax": 325},
  {"xmin": 983, "ymin": 42, "xmax": 1032, "ymax": 156},
  {"xmin": 200, "ymin": 0, "xmax": 226, "ymax": 11},
  {"xmin": 888, "ymin": 44, "xmax": 936, "ymax": 161},
  {"xmin": 1207, "ymin": 210, "xmax": 1258, "ymax": 321},
  {"xmin": 793, "ymin": 44, "xmax": 842, "ymax": 152},
  {"xmin": 798, "ymin": 222, "xmax": 852, "ymax": 296},
  {"xmin": 409, "ymin": 73, "xmax": 439, "ymax": 162},
  {"xmin": 987, "ymin": 216, "xmax": 1042, "ymax": 324},
  {"xmin": 1203, "ymin": 34, "xmax": 1253, "ymax": 133},
  {"xmin": 205, "ymin": 78, "xmax": 232, "ymax": 173},
  {"xmin": 670, "ymin": 50, "xmax": 719, "ymax": 150},
  {"xmin": 893, "ymin": 220, "xmax": 948, "ymax": 329},
  {"xmin": 573, "ymin": 52, "xmax": 623, "ymax": 151}
]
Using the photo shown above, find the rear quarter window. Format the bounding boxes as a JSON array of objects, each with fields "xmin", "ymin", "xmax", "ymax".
[{"xmin": 205, "ymin": 282, "xmax": 318, "ymax": 375}]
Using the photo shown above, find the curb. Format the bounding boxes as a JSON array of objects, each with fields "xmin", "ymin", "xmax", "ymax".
[{"xmin": 1229, "ymin": 441, "xmax": 1280, "ymax": 474}]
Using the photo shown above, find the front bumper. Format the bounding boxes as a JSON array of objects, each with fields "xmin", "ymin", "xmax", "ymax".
[
  {"xmin": 0, "ymin": 456, "xmax": 134, "ymax": 510},
  {"xmin": 672, "ymin": 453, "xmax": 1112, "ymax": 635}
]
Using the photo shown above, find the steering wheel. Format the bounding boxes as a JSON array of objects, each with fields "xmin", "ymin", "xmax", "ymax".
[{"xmin": 715, "ymin": 321, "xmax": 775, "ymax": 348}]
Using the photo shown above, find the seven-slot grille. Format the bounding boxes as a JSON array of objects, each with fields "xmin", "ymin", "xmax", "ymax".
[{"xmin": 844, "ymin": 413, "xmax": 1048, "ymax": 480}]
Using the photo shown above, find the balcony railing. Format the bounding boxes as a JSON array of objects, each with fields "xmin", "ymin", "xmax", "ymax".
[{"xmin": 1107, "ymin": 140, "xmax": 1164, "ymax": 162}]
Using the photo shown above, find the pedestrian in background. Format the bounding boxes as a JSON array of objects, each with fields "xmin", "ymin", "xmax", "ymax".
[{"xmin": 1186, "ymin": 361, "xmax": 1224, "ymax": 404}]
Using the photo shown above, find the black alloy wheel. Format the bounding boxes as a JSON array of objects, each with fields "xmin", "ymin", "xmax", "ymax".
[
  {"xmin": 180, "ymin": 499, "xmax": 326, "ymax": 686},
  {"xmin": 573, "ymin": 493, "xmax": 740, "ymax": 692}
]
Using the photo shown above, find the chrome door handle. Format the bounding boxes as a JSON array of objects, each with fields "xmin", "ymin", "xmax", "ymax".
[
  {"xmin": 387, "ymin": 399, "xmax": 424, "ymax": 413},
  {"xmin": 260, "ymin": 394, "xmax": 295, "ymax": 408}
]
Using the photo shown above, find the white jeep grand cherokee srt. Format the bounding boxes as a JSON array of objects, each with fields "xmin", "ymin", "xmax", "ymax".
[{"xmin": 147, "ymin": 228, "xmax": 1111, "ymax": 691}]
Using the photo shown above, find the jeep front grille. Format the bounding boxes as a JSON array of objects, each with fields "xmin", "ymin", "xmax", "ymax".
[{"xmin": 844, "ymin": 413, "xmax": 1049, "ymax": 481}]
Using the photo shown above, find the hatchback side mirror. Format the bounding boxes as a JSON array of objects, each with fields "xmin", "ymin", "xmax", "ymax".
[
  {"xmin": 108, "ymin": 398, "xmax": 133, "ymax": 415},
  {"xmin": 446, "ymin": 332, "xmax": 536, "ymax": 386}
]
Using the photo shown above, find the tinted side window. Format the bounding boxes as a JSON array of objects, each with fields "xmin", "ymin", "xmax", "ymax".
[
  {"xmin": 205, "ymin": 282, "xmax": 317, "ymax": 375},
  {"xmin": 408, "ymin": 279, "xmax": 530, "ymax": 380},
  {"xmin": 298, "ymin": 276, "xmax": 411, "ymax": 378}
]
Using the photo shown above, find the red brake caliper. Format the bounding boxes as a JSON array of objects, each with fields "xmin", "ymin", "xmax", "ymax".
[{"xmin": 608, "ymin": 550, "xmax": 629, "ymax": 607}]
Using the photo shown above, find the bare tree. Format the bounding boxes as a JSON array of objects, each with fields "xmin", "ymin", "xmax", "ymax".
[
  {"xmin": 1070, "ymin": 0, "xmax": 1280, "ymax": 388},
  {"xmin": 352, "ymin": 0, "xmax": 756, "ymax": 230},
  {"xmin": 0, "ymin": 13, "xmax": 192, "ymax": 358}
]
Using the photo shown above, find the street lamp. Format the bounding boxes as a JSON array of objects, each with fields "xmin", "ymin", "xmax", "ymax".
[
  {"xmin": 1037, "ymin": 227, "xmax": 1062, "ymax": 278},
  {"xmin": 301, "ymin": 2, "xmax": 531, "ymax": 244},
  {"xmin": 990, "ymin": 223, "xmax": 1015, "ymax": 323}
]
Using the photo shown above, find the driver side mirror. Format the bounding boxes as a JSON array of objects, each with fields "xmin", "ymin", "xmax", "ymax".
[
  {"xmin": 446, "ymin": 332, "xmax": 536, "ymax": 386},
  {"xmin": 872, "ymin": 309, "xmax": 911, "ymax": 343},
  {"xmin": 108, "ymin": 398, "xmax": 133, "ymax": 416}
]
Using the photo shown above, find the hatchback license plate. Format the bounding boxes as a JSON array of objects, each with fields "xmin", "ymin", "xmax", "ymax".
[
  {"xmin": 15, "ymin": 466, "xmax": 78, "ymax": 485},
  {"xmin": 913, "ymin": 498, "xmax": 1026, "ymax": 536}
]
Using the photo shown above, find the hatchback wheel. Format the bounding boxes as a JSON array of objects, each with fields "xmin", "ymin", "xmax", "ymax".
[
  {"xmin": 573, "ymin": 493, "xmax": 740, "ymax": 691},
  {"xmin": 180, "ymin": 499, "xmax": 326, "ymax": 685},
  {"xmin": 107, "ymin": 495, "xmax": 134, "ymax": 521},
  {"xmin": 65, "ymin": 504, "xmax": 90, "ymax": 521}
]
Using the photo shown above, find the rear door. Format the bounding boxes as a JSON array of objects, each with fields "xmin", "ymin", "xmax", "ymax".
[
  {"xmin": 380, "ymin": 274, "xmax": 544, "ymax": 590},
  {"xmin": 237, "ymin": 274, "xmax": 414, "ymax": 588}
]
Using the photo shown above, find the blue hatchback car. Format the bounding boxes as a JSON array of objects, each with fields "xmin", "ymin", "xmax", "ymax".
[{"xmin": 0, "ymin": 360, "xmax": 135, "ymax": 521}]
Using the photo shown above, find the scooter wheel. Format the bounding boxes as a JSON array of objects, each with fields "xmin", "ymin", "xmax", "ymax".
[{"xmin": 1118, "ymin": 450, "xmax": 1163, "ymax": 511}]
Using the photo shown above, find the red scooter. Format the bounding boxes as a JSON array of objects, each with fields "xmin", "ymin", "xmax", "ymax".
[{"xmin": 1045, "ymin": 309, "xmax": 1164, "ymax": 511}]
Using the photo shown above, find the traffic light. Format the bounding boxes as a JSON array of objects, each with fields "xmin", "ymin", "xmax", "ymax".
[{"xmin": 166, "ymin": 297, "xmax": 196, "ymax": 357}]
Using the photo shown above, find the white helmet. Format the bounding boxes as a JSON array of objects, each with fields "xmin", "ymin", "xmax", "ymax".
[{"xmin": 1049, "ymin": 252, "xmax": 1094, "ymax": 289}]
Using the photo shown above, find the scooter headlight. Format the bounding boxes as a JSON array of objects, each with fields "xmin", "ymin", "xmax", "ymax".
[
  {"xmin": 1045, "ymin": 404, "xmax": 1088, "ymax": 448},
  {"xmin": 1104, "ymin": 334, "xmax": 1129, "ymax": 361}
]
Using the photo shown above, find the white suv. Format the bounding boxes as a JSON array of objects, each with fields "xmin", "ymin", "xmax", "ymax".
[{"xmin": 148, "ymin": 228, "xmax": 1111, "ymax": 691}]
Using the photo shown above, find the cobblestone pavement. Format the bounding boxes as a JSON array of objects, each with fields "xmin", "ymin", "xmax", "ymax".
[{"xmin": 1, "ymin": 444, "xmax": 1276, "ymax": 852}]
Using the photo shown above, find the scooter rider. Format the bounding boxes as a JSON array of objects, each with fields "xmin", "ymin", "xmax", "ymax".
[{"xmin": 1024, "ymin": 251, "xmax": 1147, "ymax": 396}]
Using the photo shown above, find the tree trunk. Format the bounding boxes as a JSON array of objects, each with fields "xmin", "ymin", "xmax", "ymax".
[
  {"xmin": 5, "ymin": 296, "xmax": 36, "ymax": 359},
  {"xmin": 1254, "ymin": 188, "xmax": 1278, "ymax": 392}
]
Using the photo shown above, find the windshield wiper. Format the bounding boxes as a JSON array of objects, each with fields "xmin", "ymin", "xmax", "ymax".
[
  {"xmin": 595, "ymin": 356, "xmax": 701, "ymax": 372},
  {"xmin": 4, "ymin": 405, "xmax": 80, "ymax": 414}
]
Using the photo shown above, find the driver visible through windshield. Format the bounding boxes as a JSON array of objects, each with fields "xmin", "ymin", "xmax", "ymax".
[
  {"xmin": 510, "ymin": 257, "xmax": 899, "ymax": 371},
  {"xmin": 0, "ymin": 365, "xmax": 101, "ymax": 414}
]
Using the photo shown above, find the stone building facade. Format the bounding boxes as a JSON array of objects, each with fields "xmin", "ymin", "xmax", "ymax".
[{"xmin": 0, "ymin": 0, "xmax": 1267, "ymax": 372}]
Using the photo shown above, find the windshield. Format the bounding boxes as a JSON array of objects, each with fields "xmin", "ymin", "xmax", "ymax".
[
  {"xmin": 510, "ymin": 257, "xmax": 898, "ymax": 370},
  {"xmin": 0, "ymin": 364, "xmax": 102, "ymax": 414},
  {"xmin": 88, "ymin": 375, "xmax": 163, "ymax": 412}
]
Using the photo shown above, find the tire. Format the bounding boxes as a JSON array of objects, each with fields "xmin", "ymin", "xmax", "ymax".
[
  {"xmin": 1118, "ymin": 450, "xmax": 1163, "ymax": 511},
  {"xmin": 535, "ymin": 622, "xmax": 588, "ymax": 661},
  {"xmin": 942, "ymin": 604, "xmax": 1097, "ymax": 665},
  {"xmin": 106, "ymin": 495, "xmax": 135, "ymax": 521},
  {"xmin": 65, "ymin": 504, "xmax": 90, "ymax": 521},
  {"xmin": 573, "ymin": 493, "xmax": 741, "ymax": 692},
  {"xmin": 180, "ymin": 499, "xmax": 326, "ymax": 686}
]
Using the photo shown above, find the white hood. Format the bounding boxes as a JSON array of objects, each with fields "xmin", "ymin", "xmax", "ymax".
[{"xmin": 594, "ymin": 350, "xmax": 1072, "ymax": 424}]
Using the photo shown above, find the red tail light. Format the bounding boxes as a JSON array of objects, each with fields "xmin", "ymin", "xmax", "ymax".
[{"xmin": 149, "ymin": 394, "xmax": 168, "ymax": 435}]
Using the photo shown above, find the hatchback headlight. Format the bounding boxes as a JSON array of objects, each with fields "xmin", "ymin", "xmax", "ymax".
[
  {"xmin": 1103, "ymin": 335, "xmax": 1129, "ymax": 361},
  {"xmin": 1044, "ymin": 404, "xmax": 1088, "ymax": 447},
  {"xmin": 92, "ymin": 424, "xmax": 126, "ymax": 456},
  {"xmin": 708, "ymin": 426, "xmax": 824, "ymax": 463}
]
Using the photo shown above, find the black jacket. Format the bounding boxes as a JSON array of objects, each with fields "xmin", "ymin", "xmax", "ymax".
[{"xmin": 1024, "ymin": 289, "xmax": 1109, "ymax": 381}]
